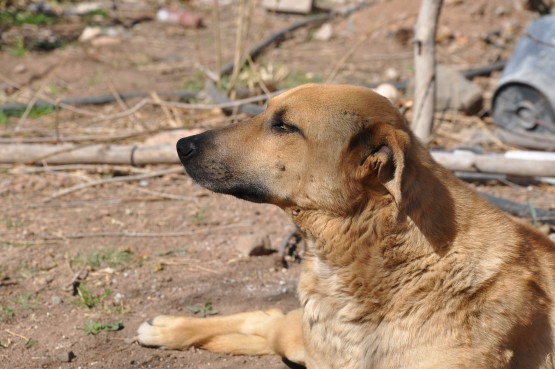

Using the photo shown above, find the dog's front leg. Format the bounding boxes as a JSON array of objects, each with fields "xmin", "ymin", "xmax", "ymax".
[{"xmin": 137, "ymin": 308, "xmax": 306, "ymax": 366}]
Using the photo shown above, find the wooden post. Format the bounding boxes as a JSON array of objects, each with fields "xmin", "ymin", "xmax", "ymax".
[{"xmin": 412, "ymin": 0, "xmax": 443, "ymax": 143}]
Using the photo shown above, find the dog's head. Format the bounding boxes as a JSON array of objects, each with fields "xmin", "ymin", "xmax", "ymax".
[{"xmin": 177, "ymin": 84, "xmax": 414, "ymax": 216}]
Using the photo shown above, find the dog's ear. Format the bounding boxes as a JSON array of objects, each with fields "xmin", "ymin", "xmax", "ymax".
[{"xmin": 352, "ymin": 126, "xmax": 409, "ymax": 206}]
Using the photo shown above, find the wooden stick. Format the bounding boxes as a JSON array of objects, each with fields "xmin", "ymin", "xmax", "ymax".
[
  {"xmin": 0, "ymin": 143, "xmax": 180, "ymax": 165},
  {"xmin": 5, "ymin": 330, "xmax": 29, "ymax": 342},
  {"xmin": 45, "ymin": 167, "xmax": 183, "ymax": 201},
  {"xmin": 412, "ymin": 0, "xmax": 443, "ymax": 142},
  {"xmin": 89, "ymin": 93, "xmax": 279, "ymax": 123},
  {"xmin": 41, "ymin": 222, "xmax": 251, "ymax": 240},
  {"xmin": 326, "ymin": 23, "xmax": 384, "ymax": 82},
  {"xmin": 0, "ymin": 72, "xmax": 97, "ymax": 118},
  {"xmin": 430, "ymin": 151, "xmax": 555, "ymax": 177},
  {"xmin": 10, "ymin": 164, "xmax": 149, "ymax": 174}
]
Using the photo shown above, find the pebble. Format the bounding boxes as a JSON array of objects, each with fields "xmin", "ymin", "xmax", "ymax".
[
  {"xmin": 91, "ymin": 36, "xmax": 122, "ymax": 47},
  {"xmin": 235, "ymin": 234, "xmax": 276, "ymax": 257},
  {"xmin": 57, "ymin": 351, "xmax": 76, "ymax": 363},
  {"xmin": 79, "ymin": 26, "xmax": 102, "ymax": 43},
  {"xmin": 51, "ymin": 295, "xmax": 62, "ymax": 305},
  {"xmin": 384, "ymin": 67, "xmax": 400, "ymax": 81},
  {"xmin": 313, "ymin": 23, "xmax": 334, "ymax": 41},
  {"xmin": 373, "ymin": 83, "xmax": 400, "ymax": 106},
  {"xmin": 13, "ymin": 64, "xmax": 27, "ymax": 74}
]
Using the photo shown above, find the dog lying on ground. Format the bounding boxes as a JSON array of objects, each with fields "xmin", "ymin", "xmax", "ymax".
[{"xmin": 138, "ymin": 84, "xmax": 555, "ymax": 369}]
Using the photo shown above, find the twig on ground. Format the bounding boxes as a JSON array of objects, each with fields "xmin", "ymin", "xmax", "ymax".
[
  {"xmin": 157, "ymin": 258, "xmax": 220, "ymax": 274},
  {"xmin": 0, "ymin": 129, "xmax": 162, "ymax": 144},
  {"xmin": 63, "ymin": 266, "xmax": 89, "ymax": 293},
  {"xmin": 89, "ymin": 93, "xmax": 279, "ymax": 124},
  {"xmin": 126, "ymin": 184, "xmax": 201, "ymax": 201},
  {"xmin": 326, "ymin": 23, "xmax": 386, "ymax": 82},
  {"xmin": 16, "ymin": 57, "xmax": 68, "ymax": 132},
  {"xmin": 46, "ymin": 167, "xmax": 183, "ymax": 202},
  {"xmin": 41, "ymin": 222, "xmax": 251, "ymax": 240},
  {"xmin": 4, "ymin": 330, "xmax": 29, "ymax": 342},
  {"xmin": 10, "ymin": 164, "xmax": 150, "ymax": 174},
  {"xmin": 0, "ymin": 73, "xmax": 98, "ymax": 118},
  {"xmin": 212, "ymin": 0, "xmax": 223, "ymax": 79}
]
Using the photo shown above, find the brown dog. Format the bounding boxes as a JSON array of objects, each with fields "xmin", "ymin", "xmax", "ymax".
[{"xmin": 138, "ymin": 84, "xmax": 555, "ymax": 369}]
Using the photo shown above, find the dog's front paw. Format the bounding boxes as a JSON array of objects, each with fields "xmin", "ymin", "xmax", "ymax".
[{"xmin": 137, "ymin": 315, "xmax": 192, "ymax": 350}]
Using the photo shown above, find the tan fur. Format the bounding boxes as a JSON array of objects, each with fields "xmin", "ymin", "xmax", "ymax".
[{"xmin": 138, "ymin": 84, "xmax": 555, "ymax": 369}]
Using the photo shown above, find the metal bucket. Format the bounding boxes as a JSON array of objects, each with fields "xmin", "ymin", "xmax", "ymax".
[{"xmin": 492, "ymin": 15, "xmax": 555, "ymax": 139}]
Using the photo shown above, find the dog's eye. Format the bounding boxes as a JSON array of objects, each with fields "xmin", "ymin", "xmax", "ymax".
[{"xmin": 271, "ymin": 120, "xmax": 299, "ymax": 134}]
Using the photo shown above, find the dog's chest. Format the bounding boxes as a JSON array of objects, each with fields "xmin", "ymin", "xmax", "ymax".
[
  {"xmin": 297, "ymin": 254, "xmax": 462, "ymax": 369},
  {"xmin": 299, "ymin": 256, "xmax": 376, "ymax": 369}
]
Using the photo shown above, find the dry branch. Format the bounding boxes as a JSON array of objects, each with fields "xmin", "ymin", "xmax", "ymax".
[
  {"xmin": 41, "ymin": 222, "xmax": 251, "ymax": 240},
  {"xmin": 0, "ymin": 143, "xmax": 179, "ymax": 165},
  {"xmin": 412, "ymin": 0, "xmax": 443, "ymax": 142},
  {"xmin": 3, "ymin": 143, "xmax": 555, "ymax": 178},
  {"xmin": 46, "ymin": 167, "xmax": 183, "ymax": 201},
  {"xmin": 430, "ymin": 151, "xmax": 555, "ymax": 177}
]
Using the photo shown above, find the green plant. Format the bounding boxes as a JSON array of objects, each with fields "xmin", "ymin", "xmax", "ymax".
[
  {"xmin": 12, "ymin": 292, "xmax": 39, "ymax": 309},
  {"xmin": 74, "ymin": 284, "xmax": 112, "ymax": 309},
  {"xmin": 186, "ymin": 302, "xmax": 218, "ymax": 317},
  {"xmin": 17, "ymin": 265, "xmax": 40, "ymax": 279},
  {"xmin": 8, "ymin": 38, "xmax": 25, "ymax": 57},
  {"xmin": 529, "ymin": 201, "xmax": 538, "ymax": 227},
  {"xmin": 81, "ymin": 9, "xmax": 109, "ymax": 24},
  {"xmin": 0, "ymin": 305, "xmax": 15, "ymax": 320},
  {"xmin": 80, "ymin": 320, "xmax": 124, "ymax": 335},
  {"xmin": 183, "ymin": 70, "xmax": 205, "ymax": 91},
  {"xmin": 191, "ymin": 207, "xmax": 207, "ymax": 225},
  {"xmin": 87, "ymin": 70, "xmax": 103, "ymax": 87},
  {"xmin": 2, "ymin": 216, "xmax": 23, "ymax": 229},
  {"xmin": 73, "ymin": 249, "xmax": 135, "ymax": 272},
  {"xmin": 0, "ymin": 106, "xmax": 54, "ymax": 120},
  {"xmin": 0, "ymin": 11, "xmax": 58, "ymax": 27},
  {"xmin": 157, "ymin": 247, "xmax": 187, "ymax": 257},
  {"xmin": 24, "ymin": 338, "xmax": 38, "ymax": 349},
  {"xmin": 280, "ymin": 71, "xmax": 322, "ymax": 89},
  {"xmin": 0, "ymin": 339, "xmax": 10, "ymax": 348},
  {"xmin": 0, "ymin": 111, "xmax": 8, "ymax": 125},
  {"xmin": 87, "ymin": 249, "xmax": 134, "ymax": 270}
]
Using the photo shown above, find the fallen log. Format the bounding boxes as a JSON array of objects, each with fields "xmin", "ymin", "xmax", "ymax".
[
  {"xmin": 0, "ymin": 143, "xmax": 178, "ymax": 165},
  {"xmin": 2, "ymin": 144, "xmax": 555, "ymax": 178},
  {"xmin": 430, "ymin": 151, "xmax": 555, "ymax": 178}
]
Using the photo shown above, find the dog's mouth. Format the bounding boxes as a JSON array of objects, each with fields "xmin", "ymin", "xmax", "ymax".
[{"xmin": 176, "ymin": 134, "xmax": 270, "ymax": 204}]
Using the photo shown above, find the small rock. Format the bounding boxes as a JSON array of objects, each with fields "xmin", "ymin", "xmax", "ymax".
[
  {"xmin": 235, "ymin": 234, "xmax": 276, "ymax": 257},
  {"xmin": 79, "ymin": 26, "xmax": 102, "ymax": 43},
  {"xmin": 114, "ymin": 292, "xmax": 124, "ymax": 304},
  {"xmin": 91, "ymin": 36, "xmax": 122, "ymax": 47},
  {"xmin": 384, "ymin": 67, "xmax": 400, "ymax": 81},
  {"xmin": 549, "ymin": 233, "xmax": 555, "ymax": 243},
  {"xmin": 51, "ymin": 295, "xmax": 62, "ymax": 305},
  {"xmin": 139, "ymin": 180, "xmax": 149, "ymax": 187},
  {"xmin": 313, "ymin": 23, "xmax": 333, "ymax": 41},
  {"xmin": 13, "ymin": 64, "xmax": 27, "ymax": 74},
  {"xmin": 261, "ymin": 0, "xmax": 313, "ymax": 14},
  {"xmin": 494, "ymin": 5, "xmax": 508, "ymax": 16},
  {"xmin": 57, "ymin": 351, "xmax": 76, "ymax": 363},
  {"xmin": 373, "ymin": 83, "xmax": 400, "ymax": 106}
]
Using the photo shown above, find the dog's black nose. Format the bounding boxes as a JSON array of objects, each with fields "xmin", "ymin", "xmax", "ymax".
[{"xmin": 176, "ymin": 137, "xmax": 197, "ymax": 161}]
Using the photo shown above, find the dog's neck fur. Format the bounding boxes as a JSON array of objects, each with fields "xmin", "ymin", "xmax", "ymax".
[
  {"xmin": 292, "ymin": 149, "xmax": 517, "ymax": 368},
  {"xmin": 293, "ymin": 148, "xmax": 503, "ymax": 311}
]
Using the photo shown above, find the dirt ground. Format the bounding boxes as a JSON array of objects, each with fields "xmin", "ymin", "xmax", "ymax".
[{"xmin": 1, "ymin": 0, "xmax": 554, "ymax": 368}]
